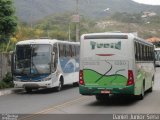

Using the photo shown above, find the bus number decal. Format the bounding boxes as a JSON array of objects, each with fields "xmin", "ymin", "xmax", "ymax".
[{"xmin": 114, "ymin": 60, "xmax": 127, "ymax": 65}]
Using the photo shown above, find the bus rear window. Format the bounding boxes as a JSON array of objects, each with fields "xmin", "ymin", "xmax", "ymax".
[{"xmin": 84, "ymin": 35, "xmax": 128, "ymax": 40}]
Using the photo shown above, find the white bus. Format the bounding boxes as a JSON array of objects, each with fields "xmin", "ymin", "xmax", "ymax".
[
  {"xmin": 79, "ymin": 32, "xmax": 155, "ymax": 101},
  {"xmin": 155, "ymin": 48, "xmax": 160, "ymax": 67},
  {"xmin": 12, "ymin": 39, "xmax": 80, "ymax": 92}
]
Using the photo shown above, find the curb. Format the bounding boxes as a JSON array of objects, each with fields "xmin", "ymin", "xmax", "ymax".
[{"xmin": 0, "ymin": 88, "xmax": 24, "ymax": 96}]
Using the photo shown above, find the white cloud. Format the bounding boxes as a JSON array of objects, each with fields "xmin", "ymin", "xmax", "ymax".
[{"xmin": 132, "ymin": 0, "xmax": 160, "ymax": 5}]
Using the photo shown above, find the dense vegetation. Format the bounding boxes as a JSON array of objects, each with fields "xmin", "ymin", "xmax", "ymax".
[
  {"xmin": 1, "ymin": 12, "xmax": 160, "ymax": 52},
  {"xmin": 0, "ymin": 73, "xmax": 13, "ymax": 89},
  {"xmin": 14, "ymin": 0, "xmax": 160, "ymax": 23},
  {"xmin": 1, "ymin": 0, "xmax": 159, "ymax": 52},
  {"xmin": 0, "ymin": 0, "xmax": 17, "ymax": 52},
  {"xmin": 0, "ymin": 0, "xmax": 17, "ymax": 42}
]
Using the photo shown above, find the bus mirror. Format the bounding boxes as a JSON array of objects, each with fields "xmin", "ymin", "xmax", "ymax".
[{"xmin": 10, "ymin": 51, "xmax": 15, "ymax": 75}]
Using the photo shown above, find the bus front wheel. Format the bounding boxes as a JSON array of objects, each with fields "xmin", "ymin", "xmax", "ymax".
[
  {"xmin": 55, "ymin": 78, "xmax": 63, "ymax": 92},
  {"xmin": 25, "ymin": 88, "xmax": 32, "ymax": 93}
]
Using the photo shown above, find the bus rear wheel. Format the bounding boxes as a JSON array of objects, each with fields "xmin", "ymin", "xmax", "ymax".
[
  {"xmin": 73, "ymin": 82, "xmax": 79, "ymax": 87},
  {"xmin": 136, "ymin": 84, "xmax": 145, "ymax": 100},
  {"xmin": 95, "ymin": 94, "xmax": 109, "ymax": 102},
  {"xmin": 148, "ymin": 77, "xmax": 154, "ymax": 92}
]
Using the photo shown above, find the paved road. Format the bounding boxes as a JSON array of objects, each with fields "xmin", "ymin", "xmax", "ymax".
[
  {"xmin": 26, "ymin": 67, "xmax": 160, "ymax": 114},
  {"xmin": 0, "ymin": 68, "xmax": 160, "ymax": 119},
  {"xmin": 0, "ymin": 85, "xmax": 81, "ymax": 114}
]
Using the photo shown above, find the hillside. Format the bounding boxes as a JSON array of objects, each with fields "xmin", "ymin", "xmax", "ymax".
[{"xmin": 13, "ymin": 0, "xmax": 160, "ymax": 23}]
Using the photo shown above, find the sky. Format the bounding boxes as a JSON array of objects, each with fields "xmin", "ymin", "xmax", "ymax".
[{"xmin": 132, "ymin": 0, "xmax": 160, "ymax": 5}]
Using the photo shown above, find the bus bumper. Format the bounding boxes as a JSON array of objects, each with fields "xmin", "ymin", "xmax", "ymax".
[
  {"xmin": 79, "ymin": 85, "xmax": 134, "ymax": 95},
  {"xmin": 14, "ymin": 81, "xmax": 52, "ymax": 89}
]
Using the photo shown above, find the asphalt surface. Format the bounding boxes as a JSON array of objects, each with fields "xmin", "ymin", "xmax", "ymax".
[{"xmin": 0, "ymin": 88, "xmax": 23, "ymax": 96}]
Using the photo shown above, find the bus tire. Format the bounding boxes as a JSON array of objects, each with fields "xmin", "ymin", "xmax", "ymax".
[
  {"xmin": 148, "ymin": 77, "xmax": 154, "ymax": 92},
  {"xmin": 73, "ymin": 82, "xmax": 79, "ymax": 87},
  {"xmin": 55, "ymin": 77, "xmax": 63, "ymax": 92},
  {"xmin": 25, "ymin": 88, "xmax": 32, "ymax": 93},
  {"xmin": 95, "ymin": 94, "xmax": 109, "ymax": 102}
]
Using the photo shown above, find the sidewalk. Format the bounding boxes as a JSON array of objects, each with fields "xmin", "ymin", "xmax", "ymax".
[{"xmin": 0, "ymin": 88, "xmax": 24, "ymax": 96}]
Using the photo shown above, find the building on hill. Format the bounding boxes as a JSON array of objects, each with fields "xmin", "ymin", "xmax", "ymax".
[{"xmin": 146, "ymin": 37, "xmax": 160, "ymax": 47}]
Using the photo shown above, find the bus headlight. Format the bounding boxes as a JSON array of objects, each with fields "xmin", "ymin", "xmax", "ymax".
[{"xmin": 13, "ymin": 76, "xmax": 21, "ymax": 81}]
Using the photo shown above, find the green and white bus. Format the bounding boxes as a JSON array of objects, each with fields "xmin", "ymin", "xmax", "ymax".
[{"xmin": 79, "ymin": 32, "xmax": 155, "ymax": 101}]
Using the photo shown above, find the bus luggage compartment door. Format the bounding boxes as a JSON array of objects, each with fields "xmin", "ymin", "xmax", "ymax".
[{"xmin": 82, "ymin": 60, "xmax": 129, "ymax": 87}]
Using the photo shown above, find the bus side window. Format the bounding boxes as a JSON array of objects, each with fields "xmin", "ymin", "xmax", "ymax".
[
  {"xmin": 72, "ymin": 45, "xmax": 75, "ymax": 57},
  {"xmin": 142, "ymin": 44, "xmax": 144, "ymax": 61},
  {"xmin": 141, "ymin": 44, "xmax": 144, "ymax": 61},
  {"xmin": 139, "ymin": 44, "xmax": 142, "ymax": 61},
  {"xmin": 53, "ymin": 43, "xmax": 58, "ymax": 72},
  {"xmin": 147, "ymin": 46, "xmax": 150, "ymax": 61},
  {"xmin": 63, "ymin": 44, "xmax": 66, "ymax": 57},
  {"xmin": 66, "ymin": 44, "xmax": 69, "ymax": 57},
  {"xmin": 137, "ymin": 43, "xmax": 140, "ymax": 61},
  {"xmin": 59, "ymin": 44, "xmax": 63, "ymax": 58},
  {"xmin": 149, "ymin": 47, "xmax": 151, "ymax": 61},
  {"xmin": 151, "ymin": 47, "xmax": 154, "ymax": 61},
  {"xmin": 135, "ymin": 42, "xmax": 138, "ymax": 61},
  {"xmin": 143, "ymin": 45, "xmax": 146, "ymax": 61},
  {"xmin": 157, "ymin": 51, "xmax": 159, "ymax": 61},
  {"xmin": 69, "ymin": 45, "xmax": 72, "ymax": 57},
  {"xmin": 76, "ymin": 46, "xmax": 80, "ymax": 58}
]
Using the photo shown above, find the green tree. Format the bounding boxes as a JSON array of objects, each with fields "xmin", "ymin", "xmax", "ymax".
[{"xmin": 0, "ymin": 0, "xmax": 17, "ymax": 42}]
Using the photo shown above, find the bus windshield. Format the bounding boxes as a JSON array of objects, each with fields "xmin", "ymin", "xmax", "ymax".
[
  {"xmin": 15, "ymin": 44, "xmax": 51, "ymax": 75},
  {"xmin": 155, "ymin": 50, "xmax": 160, "ymax": 61}
]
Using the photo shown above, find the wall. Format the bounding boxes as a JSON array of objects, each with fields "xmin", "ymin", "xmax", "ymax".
[{"xmin": 0, "ymin": 53, "xmax": 11, "ymax": 81}]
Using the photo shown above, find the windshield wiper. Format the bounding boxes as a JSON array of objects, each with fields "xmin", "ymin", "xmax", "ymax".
[{"xmin": 31, "ymin": 61, "xmax": 40, "ymax": 76}]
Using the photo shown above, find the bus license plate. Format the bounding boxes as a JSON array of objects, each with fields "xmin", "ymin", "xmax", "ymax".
[{"xmin": 101, "ymin": 90, "xmax": 110, "ymax": 94}]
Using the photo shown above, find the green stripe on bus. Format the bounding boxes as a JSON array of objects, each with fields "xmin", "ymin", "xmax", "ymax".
[{"xmin": 84, "ymin": 69, "xmax": 128, "ymax": 86}]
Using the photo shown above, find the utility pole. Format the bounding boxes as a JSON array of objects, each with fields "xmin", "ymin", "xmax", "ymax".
[
  {"xmin": 71, "ymin": 0, "xmax": 80, "ymax": 42},
  {"xmin": 69, "ymin": 23, "xmax": 71, "ymax": 41},
  {"xmin": 30, "ymin": 0, "xmax": 33, "ymax": 29},
  {"xmin": 76, "ymin": 0, "xmax": 79, "ymax": 42}
]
